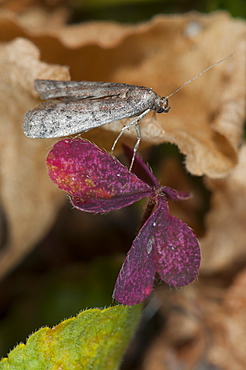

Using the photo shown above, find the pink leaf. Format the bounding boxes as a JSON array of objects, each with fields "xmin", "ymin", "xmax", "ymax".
[
  {"xmin": 46, "ymin": 139, "xmax": 152, "ymax": 212},
  {"xmin": 153, "ymin": 198, "xmax": 200, "ymax": 286}
]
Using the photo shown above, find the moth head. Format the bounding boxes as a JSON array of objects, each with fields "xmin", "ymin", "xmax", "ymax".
[{"xmin": 156, "ymin": 97, "xmax": 170, "ymax": 114}]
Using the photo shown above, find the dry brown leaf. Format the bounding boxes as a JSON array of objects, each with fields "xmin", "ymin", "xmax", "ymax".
[
  {"xmin": 0, "ymin": 9, "xmax": 245, "ymax": 278},
  {"xmin": 143, "ymin": 275, "xmax": 246, "ymax": 370},
  {"xmin": 143, "ymin": 284, "xmax": 211, "ymax": 370},
  {"xmin": 0, "ymin": 38, "xmax": 70, "ymax": 279},
  {"xmin": 206, "ymin": 270, "xmax": 246, "ymax": 370},
  {"xmin": 200, "ymin": 144, "xmax": 246, "ymax": 274}
]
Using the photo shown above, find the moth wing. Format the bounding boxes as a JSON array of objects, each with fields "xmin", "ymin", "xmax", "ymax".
[
  {"xmin": 34, "ymin": 80, "xmax": 139, "ymax": 100},
  {"xmin": 24, "ymin": 96, "xmax": 145, "ymax": 139}
]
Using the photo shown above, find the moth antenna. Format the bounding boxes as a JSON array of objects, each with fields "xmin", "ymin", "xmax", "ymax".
[{"xmin": 165, "ymin": 54, "xmax": 233, "ymax": 99}]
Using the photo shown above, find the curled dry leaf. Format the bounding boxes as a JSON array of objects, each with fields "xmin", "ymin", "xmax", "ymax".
[
  {"xmin": 143, "ymin": 275, "xmax": 246, "ymax": 370},
  {"xmin": 204, "ymin": 270, "xmax": 246, "ymax": 369},
  {"xmin": 0, "ymin": 9, "xmax": 245, "ymax": 277},
  {"xmin": 0, "ymin": 38, "xmax": 70, "ymax": 279},
  {"xmin": 200, "ymin": 145, "xmax": 246, "ymax": 274}
]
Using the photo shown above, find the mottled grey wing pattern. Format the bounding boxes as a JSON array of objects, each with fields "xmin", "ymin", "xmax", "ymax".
[
  {"xmin": 24, "ymin": 79, "xmax": 156, "ymax": 139},
  {"xmin": 34, "ymin": 80, "xmax": 144, "ymax": 100},
  {"xmin": 24, "ymin": 95, "xmax": 144, "ymax": 138}
]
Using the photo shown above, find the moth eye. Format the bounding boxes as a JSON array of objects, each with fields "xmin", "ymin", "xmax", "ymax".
[{"xmin": 157, "ymin": 107, "xmax": 165, "ymax": 113}]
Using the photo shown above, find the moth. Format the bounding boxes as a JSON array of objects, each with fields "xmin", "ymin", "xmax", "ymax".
[{"xmin": 24, "ymin": 56, "xmax": 231, "ymax": 170}]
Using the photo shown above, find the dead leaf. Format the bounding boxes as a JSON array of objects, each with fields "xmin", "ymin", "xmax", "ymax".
[
  {"xmin": 143, "ymin": 275, "xmax": 246, "ymax": 370},
  {"xmin": 207, "ymin": 270, "xmax": 246, "ymax": 370},
  {"xmin": 0, "ymin": 37, "xmax": 69, "ymax": 279},
  {"xmin": 200, "ymin": 144, "xmax": 246, "ymax": 274}
]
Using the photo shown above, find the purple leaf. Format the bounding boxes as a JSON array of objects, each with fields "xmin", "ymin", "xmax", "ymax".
[
  {"xmin": 153, "ymin": 197, "xmax": 200, "ymax": 286},
  {"xmin": 113, "ymin": 195, "xmax": 200, "ymax": 305},
  {"xmin": 122, "ymin": 146, "xmax": 192, "ymax": 200},
  {"xmin": 46, "ymin": 139, "xmax": 152, "ymax": 212},
  {"xmin": 161, "ymin": 186, "xmax": 192, "ymax": 201},
  {"xmin": 46, "ymin": 139, "xmax": 200, "ymax": 305},
  {"xmin": 122, "ymin": 144, "xmax": 159, "ymax": 188},
  {"xmin": 113, "ymin": 205, "xmax": 160, "ymax": 305}
]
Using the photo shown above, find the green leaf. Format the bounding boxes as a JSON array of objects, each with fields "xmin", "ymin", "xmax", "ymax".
[{"xmin": 0, "ymin": 305, "xmax": 142, "ymax": 370}]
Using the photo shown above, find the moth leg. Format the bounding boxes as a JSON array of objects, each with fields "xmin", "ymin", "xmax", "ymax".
[
  {"xmin": 71, "ymin": 133, "xmax": 83, "ymax": 140},
  {"xmin": 129, "ymin": 122, "xmax": 141, "ymax": 172},
  {"xmin": 111, "ymin": 108, "xmax": 150, "ymax": 157}
]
